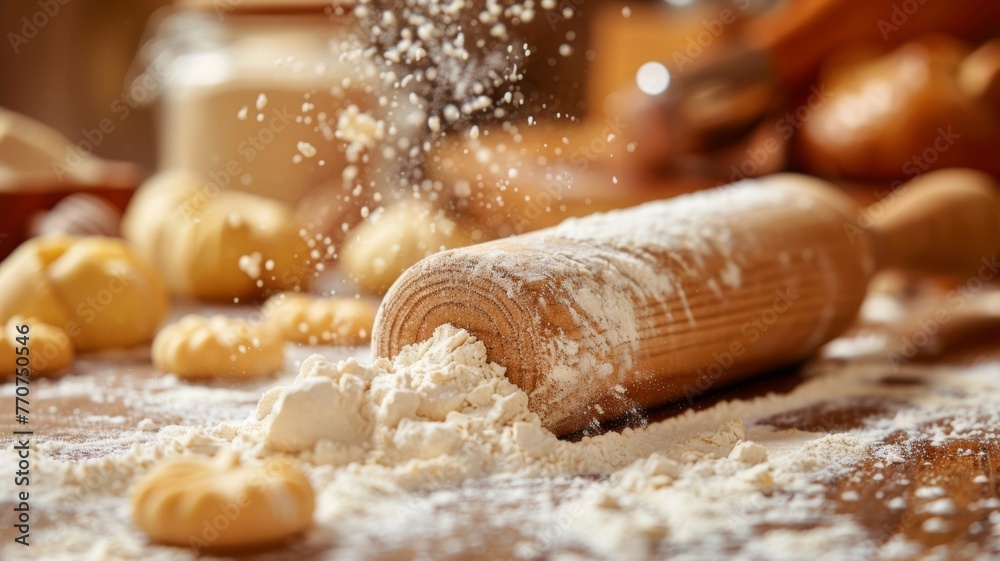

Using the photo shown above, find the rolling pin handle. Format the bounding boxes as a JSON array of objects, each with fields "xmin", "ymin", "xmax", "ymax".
[{"xmin": 866, "ymin": 169, "xmax": 1000, "ymax": 277}]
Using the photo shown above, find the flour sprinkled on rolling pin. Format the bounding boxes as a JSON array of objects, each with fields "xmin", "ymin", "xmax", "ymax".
[{"xmin": 375, "ymin": 169, "xmax": 1000, "ymax": 435}]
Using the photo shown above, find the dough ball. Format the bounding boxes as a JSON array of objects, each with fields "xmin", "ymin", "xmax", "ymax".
[
  {"xmin": 0, "ymin": 316, "xmax": 74, "ymax": 376},
  {"xmin": 121, "ymin": 170, "xmax": 199, "ymax": 262},
  {"xmin": 46, "ymin": 237, "xmax": 170, "ymax": 351},
  {"xmin": 0, "ymin": 235, "xmax": 168, "ymax": 352},
  {"xmin": 123, "ymin": 171, "xmax": 312, "ymax": 300},
  {"xmin": 131, "ymin": 452, "xmax": 314, "ymax": 549},
  {"xmin": 152, "ymin": 314, "xmax": 284, "ymax": 379},
  {"xmin": 263, "ymin": 292, "xmax": 378, "ymax": 345},
  {"xmin": 0, "ymin": 235, "xmax": 74, "ymax": 329},
  {"xmin": 340, "ymin": 201, "xmax": 475, "ymax": 294}
]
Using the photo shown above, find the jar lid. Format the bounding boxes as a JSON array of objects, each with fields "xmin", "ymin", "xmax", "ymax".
[{"xmin": 177, "ymin": 0, "xmax": 354, "ymax": 15}]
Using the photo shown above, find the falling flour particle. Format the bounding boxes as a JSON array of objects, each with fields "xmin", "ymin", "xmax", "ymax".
[
  {"xmin": 343, "ymin": 165, "xmax": 359, "ymax": 182},
  {"xmin": 915, "ymin": 486, "xmax": 946, "ymax": 499},
  {"xmin": 297, "ymin": 141, "xmax": 317, "ymax": 158},
  {"xmin": 237, "ymin": 252, "xmax": 263, "ymax": 279},
  {"xmin": 922, "ymin": 517, "xmax": 951, "ymax": 533},
  {"xmin": 918, "ymin": 498, "xmax": 957, "ymax": 515},
  {"xmin": 443, "ymin": 104, "xmax": 461, "ymax": 123},
  {"xmin": 336, "ymin": 105, "xmax": 384, "ymax": 147}
]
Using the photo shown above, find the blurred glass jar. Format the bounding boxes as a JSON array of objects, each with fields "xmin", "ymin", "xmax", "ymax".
[{"xmin": 131, "ymin": 0, "xmax": 390, "ymax": 205}]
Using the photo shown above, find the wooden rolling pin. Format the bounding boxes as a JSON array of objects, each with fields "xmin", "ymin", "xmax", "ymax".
[{"xmin": 374, "ymin": 169, "xmax": 1000, "ymax": 435}]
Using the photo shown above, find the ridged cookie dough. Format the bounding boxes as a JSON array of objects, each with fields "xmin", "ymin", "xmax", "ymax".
[
  {"xmin": 263, "ymin": 292, "xmax": 378, "ymax": 345},
  {"xmin": 0, "ymin": 235, "xmax": 168, "ymax": 351},
  {"xmin": 122, "ymin": 171, "xmax": 312, "ymax": 300},
  {"xmin": 131, "ymin": 452, "xmax": 314, "ymax": 549},
  {"xmin": 0, "ymin": 316, "xmax": 73, "ymax": 375},
  {"xmin": 152, "ymin": 314, "xmax": 283, "ymax": 379}
]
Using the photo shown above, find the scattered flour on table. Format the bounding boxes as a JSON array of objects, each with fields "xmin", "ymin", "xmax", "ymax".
[{"xmin": 8, "ymin": 322, "xmax": 1000, "ymax": 559}]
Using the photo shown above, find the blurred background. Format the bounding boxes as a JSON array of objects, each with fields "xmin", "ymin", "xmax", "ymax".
[
  {"xmin": 1, "ymin": 0, "xmax": 168, "ymax": 167},
  {"xmin": 2, "ymin": 0, "xmax": 1000, "ymax": 297}
]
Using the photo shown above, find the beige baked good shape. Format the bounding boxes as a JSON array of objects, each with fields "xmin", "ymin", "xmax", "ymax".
[
  {"xmin": 0, "ymin": 235, "xmax": 168, "ymax": 351},
  {"xmin": 0, "ymin": 316, "xmax": 74, "ymax": 375},
  {"xmin": 122, "ymin": 170, "xmax": 311, "ymax": 300},
  {"xmin": 797, "ymin": 36, "xmax": 1000, "ymax": 178},
  {"xmin": 0, "ymin": 107, "xmax": 108, "ymax": 185},
  {"xmin": 263, "ymin": 292, "xmax": 378, "ymax": 345},
  {"xmin": 131, "ymin": 452, "xmax": 314, "ymax": 549},
  {"xmin": 152, "ymin": 314, "xmax": 284, "ymax": 379},
  {"xmin": 339, "ymin": 200, "xmax": 478, "ymax": 294}
]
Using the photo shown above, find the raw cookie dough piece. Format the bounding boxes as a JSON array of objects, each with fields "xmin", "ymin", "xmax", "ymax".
[
  {"xmin": 131, "ymin": 452, "xmax": 314, "ymax": 549},
  {"xmin": 263, "ymin": 292, "xmax": 378, "ymax": 345},
  {"xmin": 122, "ymin": 171, "xmax": 312, "ymax": 300},
  {"xmin": 0, "ymin": 235, "xmax": 169, "ymax": 351},
  {"xmin": 0, "ymin": 316, "xmax": 73, "ymax": 375},
  {"xmin": 339, "ymin": 200, "xmax": 476, "ymax": 294},
  {"xmin": 152, "ymin": 314, "xmax": 284, "ymax": 379}
]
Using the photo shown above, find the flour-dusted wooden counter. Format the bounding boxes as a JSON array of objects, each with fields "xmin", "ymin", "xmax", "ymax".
[{"xmin": 1, "ymin": 280, "xmax": 999, "ymax": 560}]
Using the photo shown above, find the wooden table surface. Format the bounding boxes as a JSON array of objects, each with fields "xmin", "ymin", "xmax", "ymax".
[{"xmin": 2, "ymin": 280, "xmax": 1000, "ymax": 560}]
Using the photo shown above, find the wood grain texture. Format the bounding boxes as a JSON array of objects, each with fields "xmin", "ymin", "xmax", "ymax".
[
  {"xmin": 869, "ymin": 169, "xmax": 1000, "ymax": 277},
  {"xmin": 375, "ymin": 171, "xmax": 1000, "ymax": 435}
]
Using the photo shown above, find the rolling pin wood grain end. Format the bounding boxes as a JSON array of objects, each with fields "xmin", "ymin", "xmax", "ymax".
[{"xmin": 374, "ymin": 170, "xmax": 1000, "ymax": 435}]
